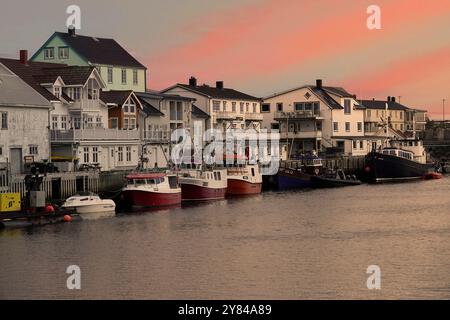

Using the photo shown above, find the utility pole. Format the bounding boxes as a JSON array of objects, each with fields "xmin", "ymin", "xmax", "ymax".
[{"xmin": 443, "ymin": 99, "xmax": 446, "ymax": 122}]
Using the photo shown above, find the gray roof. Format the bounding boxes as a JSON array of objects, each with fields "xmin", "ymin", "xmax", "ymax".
[{"xmin": 0, "ymin": 63, "xmax": 51, "ymax": 108}]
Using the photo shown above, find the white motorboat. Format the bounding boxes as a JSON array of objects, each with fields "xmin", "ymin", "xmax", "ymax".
[{"xmin": 62, "ymin": 192, "xmax": 116, "ymax": 218}]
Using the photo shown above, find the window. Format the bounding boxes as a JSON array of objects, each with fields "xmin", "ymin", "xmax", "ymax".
[
  {"xmin": 51, "ymin": 116, "xmax": 58, "ymax": 129},
  {"xmin": 1, "ymin": 112, "xmax": 7, "ymax": 129},
  {"xmin": 110, "ymin": 118, "xmax": 118, "ymax": 129},
  {"xmin": 305, "ymin": 102, "xmax": 312, "ymax": 111},
  {"xmin": 83, "ymin": 147, "xmax": 89, "ymax": 163},
  {"xmin": 222, "ymin": 101, "xmax": 227, "ymax": 111},
  {"xmin": 252, "ymin": 103, "xmax": 257, "ymax": 113},
  {"xmin": 261, "ymin": 103, "xmax": 270, "ymax": 112},
  {"xmin": 277, "ymin": 103, "xmax": 283, "ymax": 112},
  {"xmin": 0, "ymin": 146, "xmax": 2, "ymax": 155},
  {"xmin": 58, "ymin": 47, "xmax": 69, "ymax": 59},
  {"xmin": 129, "ymin": 118, "xmax": 136, "ymax": 130},
  {"xmin": 240, "ymin": 102, "xmax": 244, "ymax": 113},
  {"xmin": 54, "ymin": 86, "xmax": 61, "ymax": 99},
  {"xmin": 313, "ymin": 102, "xmax": 320, "ymax": 115},
  {"xmin": 107, "ymin": 67, "xmax": 113, "ymax": 84},
  {"xmin": 246, "ymin": 103, "xmax": 249, "ymax": 112},
  {"xmin": 44, "ymin": 48, "xmax": 54, "ymax": 60},
  {"xmin": 121, "ymin": 69, "xmax": 127, "ymax": 84},
  {"xmin": 123, "ymin": 118, "xmax": 129, "ymax": 130},
  {"xmin": 353, "ymin": 141, "xmax": 358, "ymax": 149},
  {"xmin": 294, "ymin": 102, "xmax": 304, "ymax": 111},
  {"xmin": 133, "ymin": 70, "xmax": 138, "ymax": 85},
  {"xmin": 333, "ymin": 122, "xmax": 338, "ymax": 132},
  {"xmin": 126, "ymin": 146, "xmax": 131, "ymax": 162},
  {"xmin": 357, "ymin": 122, "xmax": 362, "ymax": 132},
  {"xmin": 29, "ymin": 145, "xmax": 38, "ymax": 155},
  {"xmin": 232, "ymin": 102, "xmax": 236, "ymax": 112},
  {"xmin": 344, "ymin": 99, "xmax": 351, "ymax": 114},
  {"xmin": 367, "ymin": 110, "xmax": 371, "ymax": 118},
  {"xmin": 92, "ymin": 147, "xmax": 98, "ymax": 163},
  {"xmin": 118, "ymin": 147, "xmax": 124, "ymax": 162},
  {"xmin": 73, "ymin": 117, "xmax": 81, "ymax": 129},
  {"xmin": 360, "ymin": 140, "xmax": 364, "ymax": 149},
  {"xmin": 67, "ymin": 87, "xmax": 81, "ymax": 100},
  {"xmin": 213, "ymin": 100, "xmax": 220, "ymax": 112},
  {"xmin": 60, "ymin": 116, "xmax": 67, "ymax": 130},
  {"xmin": 345, "ymin": 122, "xmax": 350, "ymax": 132}
]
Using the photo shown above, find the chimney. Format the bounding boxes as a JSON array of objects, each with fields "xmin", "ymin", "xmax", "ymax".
[
  {"xmin": 316, "ymin": 79, "xmax": 322, "ymax": 89},
  {"xmin": 68, "ymin": 26, "xmax": 76, "ymax": 37},
  {"xmin": 216, "ymin": 81, "xmax": 224, "ymax": 90},
  {"xmin": 19, "ymin": 50, "xmax": 28, "ymax": 65},
  {"xmin": 189, "ymin": 76, "xmax": 197, "ymax": 87},
  {"xmin": 387, "ymin": 96, "xmax": 391, "ymax": 102},
  {"xmin": 391, "ymin": 97, "xmax": 396, "ymax": 103}
]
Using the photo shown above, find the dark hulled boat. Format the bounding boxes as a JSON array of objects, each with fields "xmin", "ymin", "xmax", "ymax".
[
  {"xmin": 276, "ymin": 156, "xmax": 323, "ymax": 190},
  {"xmin": 365, "ymin": 138, "xmax": 436, "ymax": 183},
  {"xmin": 311, "ymin": 169, "xmax": 361, "ymax": 188}
]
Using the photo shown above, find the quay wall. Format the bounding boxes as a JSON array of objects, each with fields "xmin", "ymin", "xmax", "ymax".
[{"xmin": 0, "ymin": 170, "xmax": 129, "ymax": 202}]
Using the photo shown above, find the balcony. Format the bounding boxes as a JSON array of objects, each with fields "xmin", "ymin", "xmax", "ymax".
[
  {"xmin": 215, "ymin": 111, "xmax": 240, "ymax": 120},
  {"xmin": 245, "ymin": 113, "xmax": 264, "ymax": 121},
  {"xmin": 51, "ymin": 129, "xmax": 140, "ymax": 142},
  {"xmin": 280, "ymin": 130, "xmax": 322, "ymax": 140},
  {"xmin": 275, "ymin": 111, "xmax": 322, "ymax": 120},
  {"xmin": 144, "ymin": 130, "xmax": 172, "ymax": 143}
]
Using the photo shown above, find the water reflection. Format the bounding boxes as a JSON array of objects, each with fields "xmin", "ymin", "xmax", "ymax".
[{"xmin": 1, "ymin": 178, "xmax": 450, "ymax": 299}]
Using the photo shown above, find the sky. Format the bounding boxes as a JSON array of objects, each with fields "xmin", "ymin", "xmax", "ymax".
[{"xmin": 0, "ymin": 0, "xmax": 449, "ymax": 118}]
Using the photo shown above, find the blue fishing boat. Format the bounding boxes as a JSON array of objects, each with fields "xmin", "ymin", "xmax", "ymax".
[{"xmin": 276, "ymin": 155, "xmax": 323, "ymax": 190}]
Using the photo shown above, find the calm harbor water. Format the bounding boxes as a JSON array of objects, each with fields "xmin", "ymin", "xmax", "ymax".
[{"xmin": 2, "ymin": 177, "xmax": 450, "ymax": 299}]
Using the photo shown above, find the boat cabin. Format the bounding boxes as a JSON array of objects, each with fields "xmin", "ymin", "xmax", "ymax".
[{"xmin": 126, "ymin": 173, "xmax": 179, "ymax": 189}]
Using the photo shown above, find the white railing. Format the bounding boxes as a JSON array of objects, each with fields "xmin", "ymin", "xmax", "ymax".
[
  {"xmin": 245, "ymin": 113, "xmax": 264, "ymax": 121},
  {"xmin": 280, "ymin": 130, "xmax": 322, "ymax": 139},
  {"xmin": 144, "ymin": 130, "xmax": 172, "ymax": 143},
  {"xmin": 275, "ymin": 111, "xmax": 321, "ymax": 119},
  {"xmin": 51, "ymin": 129, "xmax": 140, "ymax": 142}
]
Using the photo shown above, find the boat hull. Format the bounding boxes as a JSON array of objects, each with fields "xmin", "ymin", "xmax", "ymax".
[
  {"xmin": 365, "ymin": 152, "xmax": 435, "ymax": 183},
  {"xmin": 122, "ymin": 190, "xmax": 181, "ymax": 207},
  {"xmin": 226, "ymin": 179, "xmax": 262, "ymax": 195},
  {"xmin": 310, "ymin": 176, "xmax": 361, "ymax": 188},
  {"xmin": 181, "ymin": 183, "xmax": 227, "ymax": 201},
  {"xmin": 277, "ymin": 168, "xmax": 313, "ymax": 190}
]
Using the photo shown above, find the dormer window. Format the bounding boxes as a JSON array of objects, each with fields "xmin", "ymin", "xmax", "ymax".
[
  {"xmin": 44, "ymin": 48, "xmax": 54, "ymax": 60},
  {"xmin": 344, "ymin": 99, "xmax": 351, "ymax": 114},
  {"xmin": 54, "ymin": 86, "xmax": 61, "ymax": 99},
  {"xmin": 58, "ymin": 47, "xmax": 69, "ymax": 59}
]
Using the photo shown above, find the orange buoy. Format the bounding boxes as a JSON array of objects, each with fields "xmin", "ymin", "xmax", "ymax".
[
  {"xmin": 45, "ymin": 204, "xmax": 55, "ymax": 213},
  {"xmin": 63, "ymin": 215, "xmax": 72, "ymax": 223}
]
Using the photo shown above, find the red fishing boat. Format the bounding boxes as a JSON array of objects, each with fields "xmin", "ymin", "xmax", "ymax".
[
  {"xmin": 179, "ymin": 165, "xmax": 228, "ymax": 201},
  {"xmin": 121, "ymin": 172, "xmax": 181, "ymax": 207},
  {"xmin": 225, "ymin": 156, "xmax": 262, "ymax": 196}
]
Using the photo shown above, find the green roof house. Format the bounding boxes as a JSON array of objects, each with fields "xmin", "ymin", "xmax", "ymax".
[{"xmin": 30, "ymin": 27, "xmax": 147, "ymax": 93}]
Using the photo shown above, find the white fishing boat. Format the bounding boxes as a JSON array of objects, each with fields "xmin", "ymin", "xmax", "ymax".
[{"xmin": 62, "ymin": 192, "xmax": 116, "ymax": 218}]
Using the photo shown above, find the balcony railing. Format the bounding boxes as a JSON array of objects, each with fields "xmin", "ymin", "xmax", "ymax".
[
  {"xmin": 275, "ymin": 111, "xmax": 322, "ymax": 120},
  {"xmin": 144, "ymin": 130, "xmax": 172, "ymax": 143},
  {"xmin": 51, "ymin": 129, "xmax": 140, "ymax": 142},
  {"xmin": 215, "ymin": 111, "xmax": 240, "ymax": 120},
  {"xmin": 245, "ymin": 113, "xmax": 264, "ymax": 121},
  {"xmin": 215, "ymin": 111, "xmax": 263, "ymax": 121},
  {"xmin": 280, "ymin": 130, "xmax": 322, "ymax": 140}
]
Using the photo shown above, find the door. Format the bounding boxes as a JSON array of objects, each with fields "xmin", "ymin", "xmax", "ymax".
[{"xmin": 9, "ymin": 148, "xmax": 23, "ymax": 174}]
